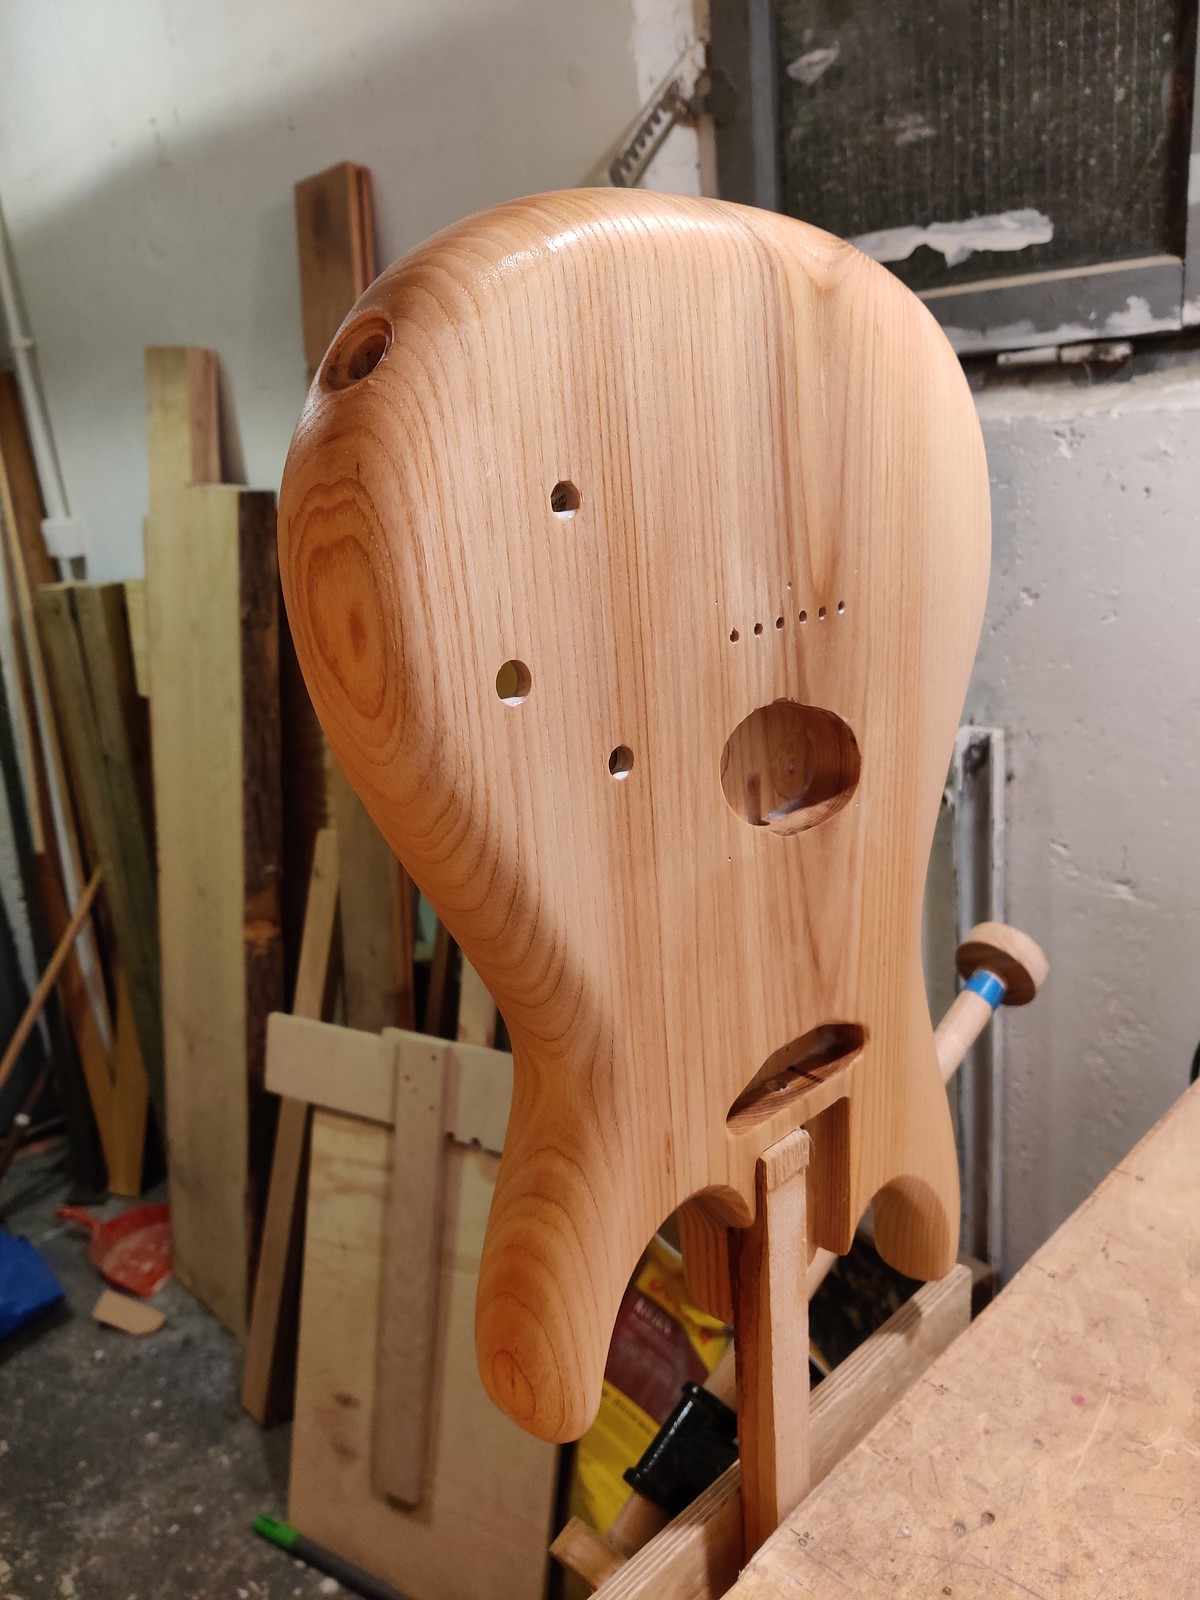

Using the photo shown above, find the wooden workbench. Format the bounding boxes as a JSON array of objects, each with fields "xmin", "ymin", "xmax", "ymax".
[{"xmin": 731, "ymin": 1082, "xmax": 1200, "ymax": 1596}]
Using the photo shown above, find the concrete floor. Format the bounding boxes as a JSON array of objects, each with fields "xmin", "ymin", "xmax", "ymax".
[{"xmin": 0, "ymin": 1147, "xmax": 339, "ymax": 1600}]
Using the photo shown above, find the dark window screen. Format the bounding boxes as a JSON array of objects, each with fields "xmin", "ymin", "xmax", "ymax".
[{"xmin": 774, "ymin": 0, "xmax": 1194, "ymax": 291}]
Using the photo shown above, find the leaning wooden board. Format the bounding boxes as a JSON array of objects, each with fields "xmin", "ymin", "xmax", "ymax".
[
  {"xmin": 290, "ymin": 1105, "xmax": 558, "ymax": 1600},
  {"xmin": 145, "ymin": 346, "xmax": 283, "ymax": 1335},
  {"xmin": 730, "ymin": 1080, "xmax": 1200, "ymax": 1597}
]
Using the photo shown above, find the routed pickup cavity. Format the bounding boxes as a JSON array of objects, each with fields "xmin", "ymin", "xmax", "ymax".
[{"xmin": 727, "ymin": 1023, "xmax": 865, "ymax": 1126}]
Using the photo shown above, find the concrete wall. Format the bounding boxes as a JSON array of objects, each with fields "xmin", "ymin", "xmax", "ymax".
[
  {"xmin": 0, "ymin": 0, "xmax": 641, "ymax": 579},
  {"xmin": 972, "ymin": 359, "xmax": 1200, "ymax": 1275}
]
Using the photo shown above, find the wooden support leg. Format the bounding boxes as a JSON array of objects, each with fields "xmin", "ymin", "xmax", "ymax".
[{"xmin": 729, "ymin": 1127, "xmax": 812, "ymax": 1557}]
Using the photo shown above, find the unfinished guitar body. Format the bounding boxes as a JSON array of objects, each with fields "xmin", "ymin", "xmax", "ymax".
[{"xmin": 278, "ymin": 190, "xmax": 991, "ymax": 1444}]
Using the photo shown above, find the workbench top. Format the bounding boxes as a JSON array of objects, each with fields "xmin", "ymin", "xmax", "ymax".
[{"xmin": 731, "ymin": 1082, "xmax": 1200, "ymax": 1597}]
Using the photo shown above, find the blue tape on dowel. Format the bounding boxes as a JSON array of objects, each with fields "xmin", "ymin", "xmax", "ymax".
[{"xmin": 965, "ymin": 969, "xmax": 1006, "ymax": 1010}]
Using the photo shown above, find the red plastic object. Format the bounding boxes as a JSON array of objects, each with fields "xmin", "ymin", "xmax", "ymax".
[{"xmin": 56, "ymin": 1203, "xmax": 172, "ymax": 1298}]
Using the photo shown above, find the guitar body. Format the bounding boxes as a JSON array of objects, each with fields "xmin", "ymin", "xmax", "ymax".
[{"xmin": 278, "ymin": 190, "xmax": 990, "ymax": 1444}]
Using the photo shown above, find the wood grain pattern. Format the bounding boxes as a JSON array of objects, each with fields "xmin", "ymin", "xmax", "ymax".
[
  {"xmin": 36, "ymin": 582, "xmax": 164, "ymax": 1126},
  {"xmin": 0, "ymin": 371, "xmax": 55, "ymax": 588},
  {"xmin": 291, "ymin": 1110, "xmax": 558, "ymax": 1600},
  {"xmin": 729, "ymin": 1089, "xmax": 1200, "ymax": 1597},
  {"xmin": 371, "ymin": 1038, "xmax": 450, "ymax": 1504},
  {"xmin": 730, "ymin": 1129, "xmax": 811, "ymax": 1556},
  {"xmin": 265, "ymin": 1014, "xmax": 514, "ymax": 1156},
  {"xmin": 292, "ymin": 161, "xmax": 416, "ymax": 1034},
  {"xmin": 592, "ymin": 1267, "xmax": 972, "ymax": 1600},
  {"xmin": 278, "ymin": 189, "xmax": 991, "ymax": 1442},
  {"xmin": 146, "ymin": 346, "xmax": 283, "ymax": 1335},
  {"xmin": 241, "ymin": 826, "xmax": 340, "ymax": 1424}
]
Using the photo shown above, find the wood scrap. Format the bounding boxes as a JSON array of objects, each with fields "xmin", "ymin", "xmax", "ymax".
[{"xmin": 92, "ymin": 1287, "xmax": 164, "ymax": 1336}]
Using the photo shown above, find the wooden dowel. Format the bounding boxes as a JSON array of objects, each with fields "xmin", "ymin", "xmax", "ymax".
[
  {"xmin": 934, "ymin": 982, "xmax": 1002, "ymax": 1082},
  {"xmin": 0, "ymin": 868, "xmax": 102, "ymax": 1099}
]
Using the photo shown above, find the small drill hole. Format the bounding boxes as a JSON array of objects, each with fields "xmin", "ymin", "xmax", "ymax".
[
  {"xmin": 550, "ymin": 480, "xmax": 581, "ymax": 519},
  {"xmin": 799, "ymin": 610, "xmax": 808, "ymax": 624},
  {"xmin": 495, "ymin": 659, "xmax": 531, "ymax": 705},
  {"xmin": 775, "ymin": 616, "xmax": 784, "ymax": 629},
  {"xmin": 837, "ymin": 599, "xmax": 846, "ymax": 614},
  {"xmin": 729, "ymin": 629, "xmax": 740, "ymax": 643},
  {"xmin": 753, "ymin": 622, "xmax": 764, "ymax": 636},
  {"xmin": 326, "ymin": 315, "xmax": 391, "ymax": 389},
  {"xmin": 818, "ymin": 606, "xmax": 827, "ymax": 620},
  {"xmin": 608, "ymin": 745, "xmax": 634, "ymax": 779}
]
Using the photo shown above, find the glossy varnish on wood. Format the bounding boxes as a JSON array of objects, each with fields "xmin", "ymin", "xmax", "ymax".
[{"xmin": 279, "ymin": 189, "xmax": 991, "ymax": 1442}]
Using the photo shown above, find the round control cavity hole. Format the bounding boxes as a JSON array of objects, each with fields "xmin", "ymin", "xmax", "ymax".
[
  {"xmin": 608, "ymin": 745, "xmax": 634, "ymax": 779},
  {"xmin": 325, "ymin": 316, "xmax": 391, "ymax": 390},
  {"xmin": 720, "ymin": 701, "xmax": 860, "ymax": 835},
  {"xmin": 550, "ymin": 480, "xmax": 581, "ymax": 520},
  {"xmin": 495, "ymin": 660, "xmax": 531, "ymax": 705}
]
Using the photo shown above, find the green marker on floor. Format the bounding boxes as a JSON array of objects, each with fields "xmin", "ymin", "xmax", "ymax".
[{"xmin": 253, "ymin": 1514, "xmax": 410, "ymax": 1600}]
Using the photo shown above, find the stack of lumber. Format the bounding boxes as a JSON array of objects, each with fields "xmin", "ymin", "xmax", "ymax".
[{"xmin": 0, "ymin": 369, "xmax": 152, "ymax": 1197}]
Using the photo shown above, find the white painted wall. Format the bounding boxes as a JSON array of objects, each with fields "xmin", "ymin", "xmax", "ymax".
[
  {"xmin": 0, "ymin": 0, "xmax": 642, "ymax": 579},
  {"xmin": 973, "ymin": 361, "xmax": 1200, "ymax": 1275}
]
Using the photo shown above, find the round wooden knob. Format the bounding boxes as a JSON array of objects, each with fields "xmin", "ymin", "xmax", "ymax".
[{"xmin": 955, "ymin": 921, "xmax": 1048, "ymax": 1007}]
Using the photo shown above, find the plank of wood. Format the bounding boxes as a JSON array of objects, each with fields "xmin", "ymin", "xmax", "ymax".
[
  {"xmin": 294, "ymin": 161, "xmax": 374, "ymax": 381},
  {"xmin": 277, "ymin": 189, "xmax": 991, "ymax": 1443},
  {"xmin": 331, "ymin": 764, "xmax": 415, "ymax": 1032},
  {"xmin": 104, "ymin": 969, "xmax": 149, "ymax": 1198},
  {"xmin": 123, "ymin": 579, "xmax": 149, "ymax": 697},
  {"xmin": 0, "ymin": 370, "xmax": 55, "ymax": 588},
  {"xmin": 422, "ymin": 921, "xmax": 456, "ymax": 1038},
  {"xmin": 36, "ymin": 582, "xmax": 163, "ymax": 1127},
  {"xmin": 291, "ymin": 1109, "xmax": 558, "ymax": 1600},
  {"xmin": 291, "ymin": 164, "xmax": 414, "ymax": 1037},
  {"xmin": 370, "ymin": 1040, "xmax": 450, "ymax": 1504},
  {"xmin": 595, "ymin": 1266, "xmax": 971, "ymax": 1600},
  {"xmin": 266, "ymin": 1015, "xmax": 512, "ymax": 1154},
  {"xmin": 241, "ymin": 827, "xmax": 340, "ymax": 1424},
  {"xmin": 730, "ymin": 1089, "xmax": 1200, "ymax": 1597},
  {"xmin": 730, "ymin": 1130, "xmax": 811, "ymax": 1556},
  {"xmin": 456, "ymin": 960, "xmax": 497, "ymax": 1048},
  {"xmin": 145, "ymin": 345, "xmax": 283, "ymax": 1335}
]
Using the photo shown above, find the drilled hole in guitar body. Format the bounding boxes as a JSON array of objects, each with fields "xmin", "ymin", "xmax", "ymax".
[{"xmin": 726, "ymin": 1022, "xmax": 865, "ymax": 1128}]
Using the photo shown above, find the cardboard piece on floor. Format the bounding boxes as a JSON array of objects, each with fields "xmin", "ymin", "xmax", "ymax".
[{"xmin": 92, "ymin": 1288, "xmax": 165, "ymax": 1336}]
